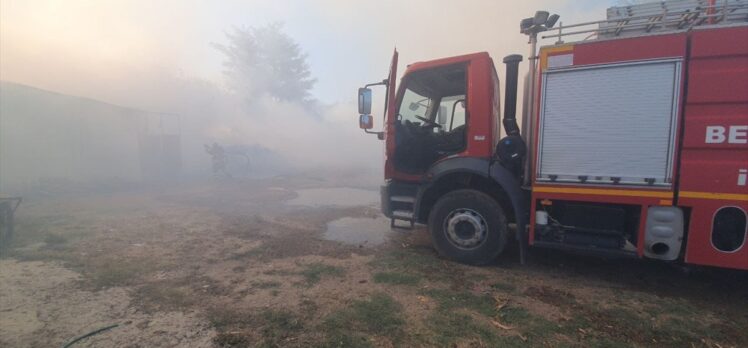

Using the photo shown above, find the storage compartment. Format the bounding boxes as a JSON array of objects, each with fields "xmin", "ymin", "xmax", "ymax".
[
  {"xmin": 535, "ymin": 200, "xmax": 640, "ymax": 250},
  {"xmin": 536, "ymin": 59, "xmax": 682, "ymax": 186}
]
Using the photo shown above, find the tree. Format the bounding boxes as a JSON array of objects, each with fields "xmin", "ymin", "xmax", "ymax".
[{"xmin": 215, "ymin": 23, "xmax": 316, "ymax": 104}]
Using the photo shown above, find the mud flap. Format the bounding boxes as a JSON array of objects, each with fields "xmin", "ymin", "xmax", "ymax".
[{"xmin": 518, "ymin": 225, "xmax": 528, "ymax": 265}]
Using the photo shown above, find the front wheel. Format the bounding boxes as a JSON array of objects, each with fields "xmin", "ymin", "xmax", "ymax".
[{"xmin": 428, "ymin": 189, "xmax": 508, "ymax": 265}]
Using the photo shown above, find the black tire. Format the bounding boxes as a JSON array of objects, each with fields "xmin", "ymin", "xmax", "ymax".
[{"xmin": 428, "ymin": 189, "xmax": 508, "ymax": 265}]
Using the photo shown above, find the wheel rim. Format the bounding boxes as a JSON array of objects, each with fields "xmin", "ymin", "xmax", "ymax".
[{"xmin": 443, "ymin": 208, "xmax": 487, "ymax": 250}]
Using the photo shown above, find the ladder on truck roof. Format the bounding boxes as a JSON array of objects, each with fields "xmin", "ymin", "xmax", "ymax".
[{"xmin": 543, "ymin": 0, "xmax": 748, "ymax": 44}]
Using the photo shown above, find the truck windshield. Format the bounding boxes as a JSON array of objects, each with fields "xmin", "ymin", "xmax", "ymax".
[
  {"xmin": 396, "ymin": 63, "xmax": 466, "ymax": 128},
  {"xmin": 398, "ymin": 88, "xmax": 432, "ymax": 125}
]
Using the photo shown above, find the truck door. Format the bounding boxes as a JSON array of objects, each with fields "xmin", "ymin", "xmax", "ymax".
[
  {"xmin": 388, "ymin": 63, "xmax": 468, "ymax": 176},
  {"xmin": 384, "ymin": 50, "xmax": 399, "ymax": 180}
]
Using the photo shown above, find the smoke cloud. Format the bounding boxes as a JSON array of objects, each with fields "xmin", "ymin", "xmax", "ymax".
[{"xmin": 0, "ymin": 0, "xmax": 613, "ymax": 191}]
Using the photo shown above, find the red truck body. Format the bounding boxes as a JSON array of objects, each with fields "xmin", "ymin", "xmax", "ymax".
[
  {"xmin": 529, "ymin": 26, "xmax": 748, "ymax": 270},
  {"xmin": 362, "ymin": 1, "xmax": 747, "ymax": 270}
]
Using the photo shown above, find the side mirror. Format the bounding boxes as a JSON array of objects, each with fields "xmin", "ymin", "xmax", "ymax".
[
  {"xmin": 358, "ymin": 88, "xmax": 372, "ymax": 115},
  {"xmin": 359, "ymin": 114, "xmax": 373, "ymax": 130}
]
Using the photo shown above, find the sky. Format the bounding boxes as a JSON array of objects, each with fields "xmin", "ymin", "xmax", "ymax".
[
  {"xmin": 0, "ymin": 0, "xmax": 633, "ymax": 179},
  {"xmin": 0, "ymin": 0, "xmax": 620, "ymax": 107}
]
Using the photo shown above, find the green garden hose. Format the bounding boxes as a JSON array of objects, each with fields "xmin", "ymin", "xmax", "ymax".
[{"xmin": 61, "ymin": 323, "xmax": 119, "ymax": 348}]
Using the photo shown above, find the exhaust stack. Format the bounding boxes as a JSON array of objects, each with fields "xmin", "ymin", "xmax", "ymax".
[{"xmin": 502, "ymin": 54, "xmax": 523, "ymax": 137}]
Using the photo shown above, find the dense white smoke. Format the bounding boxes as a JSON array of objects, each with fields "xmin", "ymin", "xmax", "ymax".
[{"xmin": 0, "ymin": 0, "xmax": 612, "ymax": 190}]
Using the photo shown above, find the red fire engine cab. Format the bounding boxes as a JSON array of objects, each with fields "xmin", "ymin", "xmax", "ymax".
[{"xmin": 357, "ymin": 0, "xmax": 748, "ymax": 270}]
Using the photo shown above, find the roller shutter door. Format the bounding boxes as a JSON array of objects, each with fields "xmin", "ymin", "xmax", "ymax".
[{"xmin": 537, "ymin": 59, "xmax": 681, "ymax": 186}]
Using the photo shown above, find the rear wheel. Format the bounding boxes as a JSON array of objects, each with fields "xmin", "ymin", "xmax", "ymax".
[{"xmin": 428, "ymin": 189, "xmax": 508, "ymax": 265}]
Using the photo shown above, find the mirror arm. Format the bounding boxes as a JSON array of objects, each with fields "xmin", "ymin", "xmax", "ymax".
[
  {"xmin": 361, "ymin": 78, "xmax": 389, "ymax": 140},
  {"xmin": 381, "ymin": 78, "xmax": 389, "ymax": 130},
  {"xmin": 365, "ymin": 79, "xmax": 388, "ymax": 88},
  {"xmin": 364, "ymin": 128, "xmax": 384, "ymax": 141}
]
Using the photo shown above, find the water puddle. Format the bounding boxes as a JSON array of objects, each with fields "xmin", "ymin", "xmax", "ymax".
[
  {"xmin": 324, "ymin": 216, "xmax": 393, "ymax": 246},
  {"xmin": 287, "ymin": 187, "xmax": 378, "ymax": 207}
]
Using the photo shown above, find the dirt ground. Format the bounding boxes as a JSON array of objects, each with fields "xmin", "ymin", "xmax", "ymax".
[{"xmin": 1, "ymin": 173, "xmax": 746, "ymax": 348}]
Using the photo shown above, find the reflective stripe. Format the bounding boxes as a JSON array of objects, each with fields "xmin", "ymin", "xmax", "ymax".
[
  {"xmin": 533, "ymin": 186, "xmax": 673, "ymax": 199},
  {"xmin": 679, "ymin": 191, "xmax": 748, "ymax": 202},
  {"xmin": 534, "ymin": 186, "xmax": 748, "ymax": 202}
]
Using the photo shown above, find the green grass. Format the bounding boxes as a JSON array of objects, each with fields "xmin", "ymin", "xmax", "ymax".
[
  {"xmin": 368, "ymin": 249, "xmax": 443, "ymax": 274},
  {"xmin": 8, "ymin": 213, "xmax": 167, "ymax": 289},
  {"xmin": 321, "ymin": 293, "xmax": 404, "ymax": 346},
  {"xmin": 317, "ymin": 332, "xmax": 372, "ymax": 348},
  {"xmin": 490, "ymin": 281, "xmax": 518, "ymax": 293},
  {"xmin": 346, "ymin": 293, "xmax": 404, "ymax": 335},
  {"xmin": 534, "ymin": 288, "xmax": 741, "ymax": 348},
  {"xmin": 517, "ymin": 297, "xmax": 735, "ymax": 348},
  {"xmin": 86, "ymin": 257, "xmax": 158, "ymax": 288},
  {"xmin": 498, "ymin": 305, "xmax": 533, "ymax": 323},
  {"xmin": 418, "ymin": 287, "xmax": 568, "ymax": 346},
  {"xmin": 299, "ymin": 299, "xmax": 318, "ymax": 316},
  {"xmin": 251, "ymin": 280, "xmax": 281, "ymax": 289},
  {"xmin": 9, "ymin": 214, "xmax": 91, "ymax": 249},
  {"xmin": 207, "ymin": 308, "xmax": 253, "ymax": 330},
  {"xmin": 134, "ymin": 283, "xmax": 194, "ymax": 311},
  {"xmin": 8, "ymin": 246, "xmax": 82, "ymax": 266},
  {"xmin": 578, "ymin": 304, "xmax": 726, "ymax": 347},
  {"xmin": 299, "ymin": 263, "xmax": 345, "ymax": 285},
  {"xmin": 495, "ymin": 305, "xmax": 568, "ymax": 345},
  {"xmin": 226, "ymin": 247, "xmax": 266, "ymax": 260},
  {"xmin": 423, "ymin": 311, "xmax": 526, "ymax": 347},
  {"xmin": 11, "ymin": 248, "xmax": 159, "ymax": 288},
  {"xmin": 422, "ymin": 288, "xmax": 496, "ymax": 317},
  {"xmin": 87, "ymin": 262, "xmax": 141, "ymax": 287},
  {"xmin": 262, "ymin": 269, "xmax": 296, "ymax": 276},
  {"xmin": 43, "ymin": 232, "xmax": 68, "ymax": 245},
  {"xmin": 9, "ymin": 215, "xmax": 68, "ymax": 247},
  {"xmin": 372, "ymin": 271, "xmax": 421, "ymax": 286},
  {"xmin": 368, "ymin": 249, "xmax": 481, "ymax": 289},
  {"xmin": 261, "ymin": 263, "xmax": 344, "ymax": 287},
  {"xmin": 213, "ymin": 332, "xmax": 250, "ymax": 347},
  {"xmin": 642, "ymin": 297, "xmax": 700, "ymax": 318},
  {"xmin": 260, "ymin": 309, "xmax": 303, "ymax": 344},
  {"xmin": 209, "ymin": 308, "xmax": 304, "ymax": 347}
]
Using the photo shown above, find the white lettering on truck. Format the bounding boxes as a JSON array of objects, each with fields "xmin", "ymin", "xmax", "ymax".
[
  {"xmin": 740, "ymin": 169, "xmax": 747, "ymax": 187},
  {"xmin": 706, "ymin": 125, "xmax": 748, "ymax": 144}
]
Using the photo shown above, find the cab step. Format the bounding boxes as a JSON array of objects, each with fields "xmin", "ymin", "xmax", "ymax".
[
  {"xmin": 389, "ymin": 193, "xmax": 416, "ymax": 230},
  {"xmin": 390, "ymin": 195, "xmax": 415, "ymax": 203},
  {"xmin": 391, "ymin": 209, "xmax": 415, "ymax": 230},
  {"xmin": 392, "ymin": 210, "xmax": 414, "ymax": 219}
]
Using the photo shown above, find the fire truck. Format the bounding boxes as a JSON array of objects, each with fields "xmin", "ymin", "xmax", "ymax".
[{"xmin": 357, "ymin": 0, "xmax": 748, "ymax": 270}]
